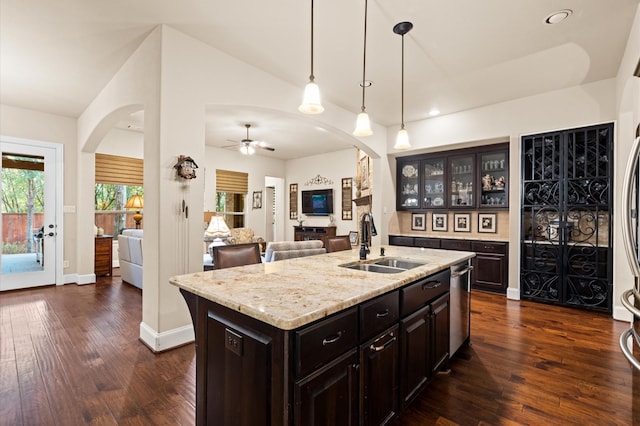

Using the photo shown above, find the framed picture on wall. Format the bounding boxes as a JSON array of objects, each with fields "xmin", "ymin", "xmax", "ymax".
[
  {"xmin": 478, "ymin": 213, "xmax": 497, "ymax": 233},
  {"xmin": 349, "ymin": 231, "xmax": 359, "ymax": 246},
  {"xmin": 411, "ymin": 213, "xmax": 426, "ymax": 231},
  {"xmin": 252, "ymin": 191, "xmax": 262, "ymax": 209},
  {"xmin": 432, "ymin": 213, "xmax": 448, "ymax": 232},
  {"xmin": 454, "ymin": 213, "xmax": 471, "ymax": 232}
]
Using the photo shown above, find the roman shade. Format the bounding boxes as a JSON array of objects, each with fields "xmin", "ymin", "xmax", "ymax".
[
  {"xmin": 216, "ymin": 169, "xmax": 248, "ymax": 194},
  {"xmin": 95, "ymin": 153, "xmax": 143, "ymax": 186}
]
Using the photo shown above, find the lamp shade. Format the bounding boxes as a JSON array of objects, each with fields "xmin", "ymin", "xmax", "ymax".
[
  {"xmin": 353, "ymin": 112, "xmax": 373, "ymax": 137},
  {"xmin": 299, "ymin": 81, "xmax": 324, "ymax": 114},
  {"xmin": 125, "ymin": 194, "xmax": 144, "ymax": 209},
  {"xmin": 205, "ymin": 216, "xmax": 231, "ymax": 238},
  {"xmin": 394, "ymin": 128, "xmax": 411, "ymax": 150}
]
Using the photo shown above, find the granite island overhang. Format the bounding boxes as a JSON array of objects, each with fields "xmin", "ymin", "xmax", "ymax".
[{"xmin": 170, "ymin": 245, "xmax": 475, "ymax": 330}]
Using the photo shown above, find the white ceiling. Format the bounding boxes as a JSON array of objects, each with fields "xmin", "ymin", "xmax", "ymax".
[{"xmin": 1, "ymin": 0, "xmax": 638, "ymax": 159}]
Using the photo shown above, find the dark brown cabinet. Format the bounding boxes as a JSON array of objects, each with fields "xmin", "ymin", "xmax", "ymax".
[
  {"xmin": 94, "ymin": 235, "xmax": 113, "ymax": 276},
  {"xmin": 293, "ymin": 226, "xmax": 336, "ymax": 247},
  {"xmin": 182, "ymin": 268, "xmax": 457, "ymax": 425},
  {"xmin": 396, "ymin": 143, "xmax": 509, "ymax": 211},
  {"xmin": 471, "ymin": 241, "xmax": 508, "ymax": 293},
  {"xmin": 390, "ymin": 236, "xmax": 509, "ymax": 294},
  {"xmin": 360, "ymin": 325, "xmax": 399, "ymax": 425},
  {"xmin": 399, "ymin": 305, "xmax": 430, "ymax": 407},
  {"xmin": 294, "ymin": 349, "xmax": 359, "ymax": 426}
]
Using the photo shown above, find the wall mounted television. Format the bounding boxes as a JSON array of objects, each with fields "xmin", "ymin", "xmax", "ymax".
[{"xmin": 301, "ymin": 189, "xmax": 334, "ymax": 216}]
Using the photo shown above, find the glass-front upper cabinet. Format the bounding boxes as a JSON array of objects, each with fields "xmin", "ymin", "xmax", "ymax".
[
  {"xmin": 422, "ymin": 158, "xmax": 445, "ymax": 209},
  {"xmin": 479, "ymin": 150, "xmax": 508, "ymax": 208},
  {"xmin": 397, "ymin": 159, "xmax": 421, "ymax": 209},
  {"xmin": 450, "ymin": 154, "xmax": 475, "ymax": 207}
]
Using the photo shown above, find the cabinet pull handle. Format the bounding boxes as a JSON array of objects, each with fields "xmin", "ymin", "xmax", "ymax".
[
  {"xmin": 322, "ymin": 331, "xmax": 342, "ymax": 346},
  {"xmin": 451, "ymin": 266, "xmax": 473, "ymax": 278},
  {"xmin": 370, "ymin": 333, "xmax": 396, "ymax": 352},
  {"xmin": 422, "ymin": 280, "xmax": 441, "ymax": 290},
  {"xmin": 376, "ymin": 309, "xmax": 390, "ymax": 318}
]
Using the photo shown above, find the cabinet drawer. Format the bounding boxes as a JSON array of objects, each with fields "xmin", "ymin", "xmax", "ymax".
[
  {"xmin": 414, "ymin": 238, "xmax": 440, "ymax": 249},
  {"xmin": 401, "ymin": 269, "xmax": 451, "ymax": 317},
  {"xmin": 295, "ymin": 308, "xmax": 358, "ymax": 378},
  {"xmin": 389, "ymin": 236, "xmax": 414, "ymax": 247},
  {"xmin": 360, "ymin": 291, "xmax": 399, "ymax": 341},
  {"xmin": 441, "ymin": 239, "xmax": 471, "ymax": 251},
  {"xmin": 471, "ymin": 241, "xmax": 507, "ymax": 254}
]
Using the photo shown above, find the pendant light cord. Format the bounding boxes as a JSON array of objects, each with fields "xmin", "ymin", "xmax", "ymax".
[
  {"xmin": 309, "ymin": 0, "xmax": 315, "ymax": 82},
  {"xmin": 360, "ymin": 0, "xmax": 368, "ymax": 112},
  {"xmin": 400, "ymin": 32, "xmax": 405, "ymax": 130}
]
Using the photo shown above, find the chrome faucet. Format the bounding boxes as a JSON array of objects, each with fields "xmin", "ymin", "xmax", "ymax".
[{"xmin": 359, "ymin": 212, "xmax": 377, "ymax": 260}]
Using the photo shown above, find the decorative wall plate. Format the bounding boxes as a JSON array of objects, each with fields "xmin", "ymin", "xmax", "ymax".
[{"xmin": 402, "ymin": 165, "xmax": 417, "ymax": 177}]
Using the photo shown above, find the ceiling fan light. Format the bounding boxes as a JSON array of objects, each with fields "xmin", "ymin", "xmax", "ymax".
[
  {"xmin": 240, "ymin": 144, "xmax": 255, "ymax": 155},
  {"xmin": 394, "ymin": 128, "xmax": 410, "ymax": 150},
  {"xmin": 299, "ymin": 81, "xmax": 324, "ymax": 114},
  {"xmin": 353, "ymin": 112, "xmax": 373, "ymax": 136}
]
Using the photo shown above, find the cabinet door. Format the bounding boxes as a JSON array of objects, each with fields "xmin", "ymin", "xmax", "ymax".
[
  {"xmin": 206, "ymin": 315, "xmax": 272, "ymax": 426},
  {"xmin": 294, "ymin": 349, "xmax": 359, "ymax": 426},
  {"xmin": 449, "ymin": 153, "xmax": 475, "ymax": 207},
  {"xmin": 360, "ymin": 325, "xmax": 399, "ymax": 426},
  {"xmin": 431, "ymin": 293, "xmax": 450, "ymax": 375},
  {"xmin": 479, "ymin": 150, "xmax": 509, "ymax": 208},
  {"xmin": 397, "ymin": 159, "xmax": 421, "ymax": 210},
  {"xmin": 472, "ymin": 252, "xmax": 507, "ymax": 293},
  {"xmin": 399, "ymin": 305, "xmax": 430, "ymax": 407},
  {"xmin": 422, "ymin": 158, "xmax": 446, "ymax": 209}
]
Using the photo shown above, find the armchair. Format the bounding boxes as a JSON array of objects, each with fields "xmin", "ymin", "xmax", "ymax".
[{"xmin": 229, "ymin": 227, "xmax": 264, "ymax": 245}]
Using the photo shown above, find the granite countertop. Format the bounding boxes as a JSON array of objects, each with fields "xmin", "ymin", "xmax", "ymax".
[{"xmin": 170, "ymin": 245, "xmax": 474, "ymax": 331}]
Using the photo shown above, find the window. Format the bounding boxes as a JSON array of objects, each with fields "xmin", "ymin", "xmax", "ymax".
[
  {"xmin": 216, "ymin": 169, "xmax": 248, "ymax": 228},
  {"xmin": 95, "ymin": 154, "xmax": 143, "ymax": 235},
  {"xmin": 95, "ymin": 184, "xmax": 143, "ymax": 235}
]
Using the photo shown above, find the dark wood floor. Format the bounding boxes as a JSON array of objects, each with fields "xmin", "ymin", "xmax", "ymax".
[{"xmin": 1, "ymin": 272, "xmax": 639, "ymax": 425}]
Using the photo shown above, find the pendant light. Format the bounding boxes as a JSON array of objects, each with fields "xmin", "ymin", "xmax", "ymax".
[
  {"xmin": 299, "ymin": 0, "xmax": 324, "ymax": 114},
  {"xmin": 393, "ymin": 21, "xmax": 413, "ymax": 150},
  {"xmin": 353, "ymin": 0, "xmax": 373, "ymax": 137}
]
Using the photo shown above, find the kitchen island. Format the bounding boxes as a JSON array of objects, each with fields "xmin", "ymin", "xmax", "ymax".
[{"xmin": 170, "ymin": 245, "xmax": 474, "ymax": 425}]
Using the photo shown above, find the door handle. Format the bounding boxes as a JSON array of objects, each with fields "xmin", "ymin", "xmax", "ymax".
[{"xmin": 451, "ymin": 266, "xmax": 473, "ymax": 278}]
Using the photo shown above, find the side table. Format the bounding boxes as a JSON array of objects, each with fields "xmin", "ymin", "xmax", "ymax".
[{"xmin": 95, "ymin": 235, "xmax": 113, "ymax": 276}]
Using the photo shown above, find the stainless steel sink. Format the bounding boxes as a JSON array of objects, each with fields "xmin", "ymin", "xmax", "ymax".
[
  {"xmin": 340, "ymin": 263, "xmax": 406, "ymax": 274},
  {"xmin": 372, "ymin": 258, "xmax": 425, "ymax": 270}
]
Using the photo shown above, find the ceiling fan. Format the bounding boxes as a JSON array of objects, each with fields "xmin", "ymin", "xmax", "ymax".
[{"xmin": 225, "ymin": 124, "xmax": 275, "ymax": 155}]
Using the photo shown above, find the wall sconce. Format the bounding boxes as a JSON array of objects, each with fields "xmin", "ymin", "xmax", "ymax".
[{"xmin": 125, "ymin": 194, "xmax": 144, "ymax": 229}]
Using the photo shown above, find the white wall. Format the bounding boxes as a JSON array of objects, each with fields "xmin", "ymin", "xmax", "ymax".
[
  {"xmin": 202, "ymin": 145, "xmax": 286, "ymax": 240},
  {"xmin": 384, "ymin": 78, "xmax": 618, "ymax": 304},
  {"xmin": 285, "ymin": 148, "xmax": 358, "ymax": 240},
  {"xmin": 0, "ymin": 104, "xmax": 79, "ymax": 279}
]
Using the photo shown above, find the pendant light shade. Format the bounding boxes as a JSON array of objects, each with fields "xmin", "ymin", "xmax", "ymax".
[
  {"xmin": 353, "ymin": 0, "xmax": 373, "ymax": 137},
  {"xmin": 354, "ymin": 112, "xmax": 373, "ymax": 137},
  {"xmin": 393, "ymin": 21, "xmax": 413, "ymax": 150},
  {"xmin": 299, "ymin": 0, "xmax": 324, "ymax": 114}
]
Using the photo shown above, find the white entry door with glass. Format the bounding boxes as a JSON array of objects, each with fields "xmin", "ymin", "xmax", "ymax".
[{"xmin": 1, "ymin": 140, "xmax": 59, "ymax": 290}]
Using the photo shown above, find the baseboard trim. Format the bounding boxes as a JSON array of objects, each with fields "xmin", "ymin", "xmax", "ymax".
[
  {"xmin": 506, "ymin": 288, "xmax": 520, "ymax": 300},
  {"xmin": 63, "ymin": 273, "xmax": 95, "ymax": 285},
  {"xmin": 139, "ymin": 321, "xmax": 194, "ymax": 352},
  {"xmin": 614, "ymin": 305, "xmax": 633, "ymax": 322}
]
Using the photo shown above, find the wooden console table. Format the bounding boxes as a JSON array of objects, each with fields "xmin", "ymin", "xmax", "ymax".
[
  {"xmin": 95, "ymin": 235, "xmax": 113, "ymax": 276},
  {"xmin": 293, "ymin": 226, "xmax": 336, "ymax": 247}
]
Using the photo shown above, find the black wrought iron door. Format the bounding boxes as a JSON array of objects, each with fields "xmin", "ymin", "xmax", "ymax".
[{"xmin": 520, "ymin": 123, "xmax": 613, "ymax": 312}]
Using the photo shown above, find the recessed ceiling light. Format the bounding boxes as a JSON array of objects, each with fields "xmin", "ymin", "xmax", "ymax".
[
  {"xmin": 544, "ymin": 9, "xmax": 572, "ymax": 24},
  {"xmin": 428, "ymin": 108, "xmax": 440, "ymax": 116},
  {"xmin": 359, "ymin": 80, "xmax": 373, "ymax": 88}
]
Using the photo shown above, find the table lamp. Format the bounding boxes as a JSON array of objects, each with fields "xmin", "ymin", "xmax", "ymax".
[
  {"xmin": 205, "ymin": 215, "xmax": 230, "ymax": 240},
  {"xmin": 125, "ymin": 194, "xmax": 144, "ymax": 229}
]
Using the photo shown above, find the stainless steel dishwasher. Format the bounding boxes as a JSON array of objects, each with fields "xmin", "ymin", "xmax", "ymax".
[{"xmin": 450, "ymin": 260, "xmax": 473, "ymax": 356}]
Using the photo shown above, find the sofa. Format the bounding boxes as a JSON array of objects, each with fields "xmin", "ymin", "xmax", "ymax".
[
  {"xmin": 118, "ymin": 229, "xmax": 143, "ymax": 289},
  {"xmin": 264, "ymin": 240, "xmax": 326, "ymax": 262}
]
